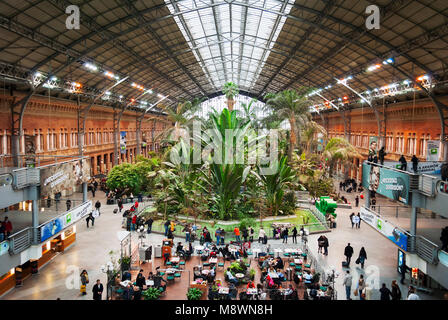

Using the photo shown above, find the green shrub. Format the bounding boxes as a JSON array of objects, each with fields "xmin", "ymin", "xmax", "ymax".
[
  {"xmin": 142, "ymin": 287, "xmax": 161, "ymax": 300},
  {"xmin": 186, "ymin": 287, "xmax": 203, "ymax": 300}
]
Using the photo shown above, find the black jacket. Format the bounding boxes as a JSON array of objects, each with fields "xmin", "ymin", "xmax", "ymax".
[
  {"xmin": 344, "ymin": 246, "xmax": 354, "ymax": 257},
  {"xmin": 380, "ymin": 287, "xmax": 392, "ymax": 301},
  {"xmin": 92, "ymin": 283, "xmax": 103, "ymax": 299}
]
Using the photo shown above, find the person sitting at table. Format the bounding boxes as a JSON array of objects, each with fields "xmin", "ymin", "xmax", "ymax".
[
  {"xmin": 274, "ymin": 257, "xmax": 284, "ymax": 269},
  {"xmin": 132, "ymin": 285, "xmax": 142, "ymax": 300},
  {"xmin": 207, "ymin": 267, "xmax": 216, "ymax": 283},
  {"xmin": 226, "ymin": 268, "xmax": 239, "ymax": 285},
  {"xmin": 135, "ymin": 269, "xmax": 146, "ymax": 289},
  {"xmin": 265, "ymin": 274, "xmax": 275, "ymax": 289},
  {"xmin": 284, "ymin": 285, "xmax": 294, "ymax": 299},
  {"xmin": 122, "ymin": 284, "xmax": 134, "ymax": 300},
  {"xmin": 153, "ymin": 274, "xmax": 167, "ymax": 292},
  {"xmin": 208, "ymin": 284, "xmax": 219, "ymax": 300},
  {"xmin": 303, "ymin": 271, "xmax": 313, "ymax": 288},
  {"xmin": 193, "ymin": 266, "xmax": 203, "ymax": 281},
  {"xmin": 147, "ymin": 272, "xmax": 154, "ymax": 281},
  {"xmin": 176, "ymin": 242, "xmax": 185, "ymax": 256}
]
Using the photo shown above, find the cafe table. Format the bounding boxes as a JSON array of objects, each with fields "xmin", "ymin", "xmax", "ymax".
[
  {"xmin": 294, "ymin": 259, "xmax": 303, "ymax": 265},
  {"xmin": 195, "ymin": 245, "xmax": 205, "ymax": 253},
  {"xmin": 246, "ymin": 288, "xmax": 257, "ymax": 295},
  {"xmin": 209, "ymin": 257, "xmax": 218, "ymax": 264},
  {"xmin": 120, "ymin": 280, "xmax": 132, "ymax": 287},
  {"xmin": 145, "ymin": 280, "xmax": 154, "ymax": 287},
  {"xmin": 171, "ymin": 256, "xmax": 180, "ymax": 263},
  {"xmin": 235, "ymin": 273, "xmax": 245, "ymax": 279},
  {"xmin": 219, "ymin": 287, "xmax": 230, "ymax": 294},
  {"xmin": 274, "ymin": 248, "xmax": 283, "ymax": 257}
]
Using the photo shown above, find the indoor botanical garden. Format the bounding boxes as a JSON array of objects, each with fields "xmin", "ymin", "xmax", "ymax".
[{"xmin": 0, "ymin": 0, "xmax": 447, "ymax": 312}]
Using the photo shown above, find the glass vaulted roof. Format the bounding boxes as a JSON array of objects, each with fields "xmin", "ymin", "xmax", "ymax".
[{"xmin": 165, "ymin": 0, "xmax": 294, "ymax": 92}]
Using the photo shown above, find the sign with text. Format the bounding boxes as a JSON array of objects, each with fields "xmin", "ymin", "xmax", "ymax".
[
  {"xmin": 360, "ymin": 206, "xmax": 408, "ymax": 251},
  {"xmin": 120, "ymin": 131, "xmax": 127, "ymax": 154},
  {"xmin": 383, "ymin": 160, "xmax": 443, "ymax": 176},
  {"xmin": 40, "ymin": 158, "xmax": 91, "ymax": 197},
  {"xmin": 426, "ymin": 140, "xmax": 440, "ymax": 161},
  {"xmin": 362, "ymin": 162, "xmax": 410, "ymax": 204},
  {"xmin": 40, "ymin": 201, "xmax": 92, "ymax": 242}
]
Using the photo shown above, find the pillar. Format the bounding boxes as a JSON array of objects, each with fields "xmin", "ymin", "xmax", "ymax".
[
  {"xmin": 82, "ymin": 182, "xmax": 88, "ymax": 202},
  {"xmin": 30, "ymin": 185, "xmax": 39, "ymax": 244},
  {"xmin": 410, "ymin": 206, "xmax": 418, "ymax": 251}
]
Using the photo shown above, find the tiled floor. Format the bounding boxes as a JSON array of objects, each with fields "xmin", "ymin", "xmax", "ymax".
[{"xmin": 1, "ymin": 187, "xmax": 446, "ymax": 300}]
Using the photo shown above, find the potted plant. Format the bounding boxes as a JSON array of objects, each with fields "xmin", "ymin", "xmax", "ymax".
[
  {"xmin": 142, "ymin": 287, "xmax": 161, "ymax": 300},
  {"xmin": 186, "ymin": 287, "xmax": 203, "ymax": 300},
  {"xmin": 119, "ymin": 256, "xmax": 131, "ymax": 271}
]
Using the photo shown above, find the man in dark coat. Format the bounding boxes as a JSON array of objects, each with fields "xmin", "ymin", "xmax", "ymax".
[
  {"xmin": 379, "ymin": 283, "xmax": 392, "ymax": 301},
  {"xmin": 344, "ymin": 243, "xmax": 354, "ymax": 265},
  {"xmin": 399, "ymin": 155, "xmax": 407, "ymax": 171},
  {"xmin": 399, "ymin": 262, "xmax": 411, "ymax": 284},
  {"xmin": 411, "ymin": 155, "xmax": 419, "ymax": 173},
  {"xmin": 92, "ymin": 279, "xmax": 103, "ymax": 300},
  {"xmin": 378, "ymin": 146, "xmax": 387, "ymax": 165},
  {"xmin": 95, "ymin": 200, "xmax": 101, "ymax": 215},
  {"xmin": 145, "ymin": 217, "xmax": 154, "ymax": 234}
]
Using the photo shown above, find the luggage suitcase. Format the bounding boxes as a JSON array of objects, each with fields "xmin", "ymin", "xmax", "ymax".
[
  {"xmin": 80, "ymin": 284, "xmax": 86, "ymax": 293},
  {"xmin": 113, "ymin": 208, "xmax": 118, "ymax": 214},
  {"xmin": 342, "ymin": 261, "xmax": 349, "ymax": 268}
]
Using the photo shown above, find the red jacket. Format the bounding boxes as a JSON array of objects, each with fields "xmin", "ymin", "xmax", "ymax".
[
  {"xmin": 132, "ymin": 215, "xmax": 137, "ymax": 224},
  {"xmin": 4, "ymin": 221, "xmax": 12, "ymax": 232}
]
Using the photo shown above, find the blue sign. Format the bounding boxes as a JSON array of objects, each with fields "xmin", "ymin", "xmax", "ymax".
[{"xmin": 41, "ymin": 217, "xmax": 64, "ymax": 242}]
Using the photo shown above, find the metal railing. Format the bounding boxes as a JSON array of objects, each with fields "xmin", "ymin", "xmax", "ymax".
[
  {"xmin": 8, "ymin": 227, "xmax": 33, "ymax": 255},
  {"xmin": 308, "ymin": 206, "xmax": 331, "ymax": 231},
  {"xmin": 0, "ymin": 154, "xmax": 86, "ymax": 169},
  {"xmin": 12, "ymin": 167, "xmax": 40, "ymax": 189},
  {"xmin": 418, "ymin": 174, "xmax": 437, "ymax": 196},
  {"xmin": 414, "ymin": 235, "xmax": 439, "ymax": 264}
]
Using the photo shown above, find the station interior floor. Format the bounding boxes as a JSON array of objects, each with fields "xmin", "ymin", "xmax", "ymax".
[{"xmin": 1, "ymin": 183, "xmax": 447, "ymax": 300}]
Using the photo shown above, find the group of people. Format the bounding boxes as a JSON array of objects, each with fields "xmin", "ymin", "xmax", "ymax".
[
  {"xmin": 339, "ymin": 179, "xmax": 359, "ymax": 193},
  {"xmin": 344, "ymin": 243, "xmax": 367, "ymax": 268},
  {"xmin": 349, "ymin": 212, "xmax": 362, "ymax": 229},
  {"xmin": 0, "ymin": 217, "xmax": 13, "ymax": 241},
  {"xmin": 80, "ymin": 270, "xmax": 104, "ymax": 300}
]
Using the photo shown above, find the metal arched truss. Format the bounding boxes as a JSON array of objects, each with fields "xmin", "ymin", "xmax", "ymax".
[{"xmin": 1, "ymin": 0, "xmax": 448, "ymax": 158}]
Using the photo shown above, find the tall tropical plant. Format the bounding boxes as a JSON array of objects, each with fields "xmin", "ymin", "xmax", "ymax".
[
  {"xmin": 222, "ymin": 82, "xmax": 239, "ymax": 111},
  {"xmin": 323, "ymin": 137, "xmax": 361, "ymax": 177},
  {"xmin": 254, "ymin": 156, "xmax": 296, "ymax": 216},
  {"xmin": 264, "ymin": 88, "xmax": 312, "ymax": 160}
]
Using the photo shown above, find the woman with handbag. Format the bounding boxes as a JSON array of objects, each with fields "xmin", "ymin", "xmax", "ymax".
[
  {"xmin": 357, "ymin": 247, "xmax": 367, "ymax": 269},
  {"xmin": 80, "ymin": 270, "xmax": 89, "ymax": 295},
  {"xmin": 356, "ymin": 274, "xmax": 366, "ymax": 300}
]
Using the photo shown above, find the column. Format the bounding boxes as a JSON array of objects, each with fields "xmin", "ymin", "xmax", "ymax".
[
  {"xmin": 29, "ymin": 185, "xmax": 39, "ymax": 244},
  {"xmin": 82, "ymin": 182, "xmax": 88, "ymax": 202},
  {"xmin": 410, "ymin": 206, "xmax": 418, "ymax": 251}
]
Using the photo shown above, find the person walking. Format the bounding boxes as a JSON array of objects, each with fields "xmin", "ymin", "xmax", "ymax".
[
  {"xmin": 343, "ymin": 270, "xmax": 352, "ymax": 300},
  {"xmin": 411, "ymin": 155, "xmax": 419, "ymax": 173},
  {"xmin": 86, "ymin": 212, "xmax": 95, "ymax": 228},
  {"xmin": 399, "ymin": 155, "xmax": 407, "ymax": 171},
  {"xmin": 355, "ymin": 196, "xmax": 359, "ymax": 207},
  {"xmin": 242, "ymin": 227, "xmax": 248, "ymax": 243},
  {"xmin": 378, "ymin": 146, "xmax": 387, "ymax": 165},
  {"xmin": 357, "ymin": 247, "xmax": 367, "ymax": 268},
  {"xmin": 317, "ymin": 235, "xmax": 325, "ymax": 254},
  {"xmin": 92, "ymin": 279, "xmax": 104, "ymax": 300},
  {"xmin": 131, "ymin": 213, "xmax": 137, "ymax": 232},
  {"xmin": 322, "ymin": 236, "xmax": 329, "ymax": 256},
  {"xmin": 80, "ymin": 270, "xmax": 89, "ymax": 295},
  {"xmin": 282, "ymin": 227, "xmax": 289, "ymax": 244},
  {"xmin": 379, "ymin": 283, "xmax": 392, "ymax": 301},
  {"xmin": 349, "ymin": 213, "xmax": 355, "ymax": 228},
  {"xmin": 145, "ymin": 217, "xmax": 153, "ymax": 234},
  {"xmin": 391, "ymin": 280, "xmax": 402, "ymax": 300},
  {"xmin": 344, "ymin": 243, "xmax": 354, "ymax": 265},
  {"xmin": 164, "ymin": 220, "xmax": 170, "ymax": 236},
  {"xmin": 292, "ymin": 226, "xmax": 298, "ymax": 244},
  {"xmin": 357, "ymin": 274, "xmax": 366, "ymax": 300},
  {"xmin": 234, "ymin": 226, "xmax": 241, "ymax": 243},
  {"xmin": 220, "ymin": 228, "xmax": 225, "ymax": 245},
  {"xmin": 399, "ymin": 262, "xmax": 411, "ymax": 284},
  {"xmin": 353, "ymin": 214, "xmax": 360, "ymax": 229},
  {"xmin": 95, "ymin": 200, "xmax": 101, "ymax": 216},
  {"xmin": 249, "ymin": 226, "xmax": 255, "ymax": 242},
  {"xmin": 215, "ymin": 228, "xmax": 221, "ymax": 246},
  {"xmin": 117, "ymin": 198, "xmax": 123, "ymax": 213},
  {"xmin": 258, "ymin": 227, "xmax": 266, "ymax": 243},
  {"xmin": 184, "ymin": 225, "xmax": 191, "ymax": 243},
  {"xmin": 91, "ymin": 184, "xmax": 96, "ymax": 198}
]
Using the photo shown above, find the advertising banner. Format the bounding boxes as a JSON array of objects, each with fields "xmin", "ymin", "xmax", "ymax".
[
  {"xmin": 362, "ymin": 162, "xmax": 410, "ymax": 204},
  {"xmin": 360, "ymin": 206, "xmax": 408, "ymax": 251},
  {"xmin": 120, "ymin": 131, "xmax": 127, "ymax": 154},
  {"xmin": 40, "ymin": 158, "xmax": 91, "ymax": 197},
  {"xmin": 41, "ymin": 201, "xmax": 92, "ymax": 242},
  {"xmin": 426, "ymin": 140, "xmax": 440, "ymax": 161},
  {"xmin": 0, "ymin": 241, "xmax": 9, "ymax": 256},
  {"xmin": 383, "ymin": 160, "xmax": 443, "ymax": 176},
  {"xmin": 24, "ymin": 135, "xmax": 37, "ymax": 167}
]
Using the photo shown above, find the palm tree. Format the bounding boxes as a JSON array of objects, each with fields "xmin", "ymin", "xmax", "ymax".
[
  {"xmin": 323, "ymin": 137, "xmax": 361, "ymax": 177},
  {"xmin": 301, "ymin": 120, "xmax": 327, "ymax": 155},
  {"xmin": 264, "ymin": 88, "xmax": 312, "ymax": 161},
  {"xmin": 157, "ymin": 97, "xmax": 204, "ymax": 142},
  {"xmin": 222, "ymin": 82, "xmax": 239, "ymax": 111}
]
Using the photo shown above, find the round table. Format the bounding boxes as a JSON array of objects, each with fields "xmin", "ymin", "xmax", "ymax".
[{"xmin": 235, "ymin": 273, "xmax": 245, "ymax": 279}]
